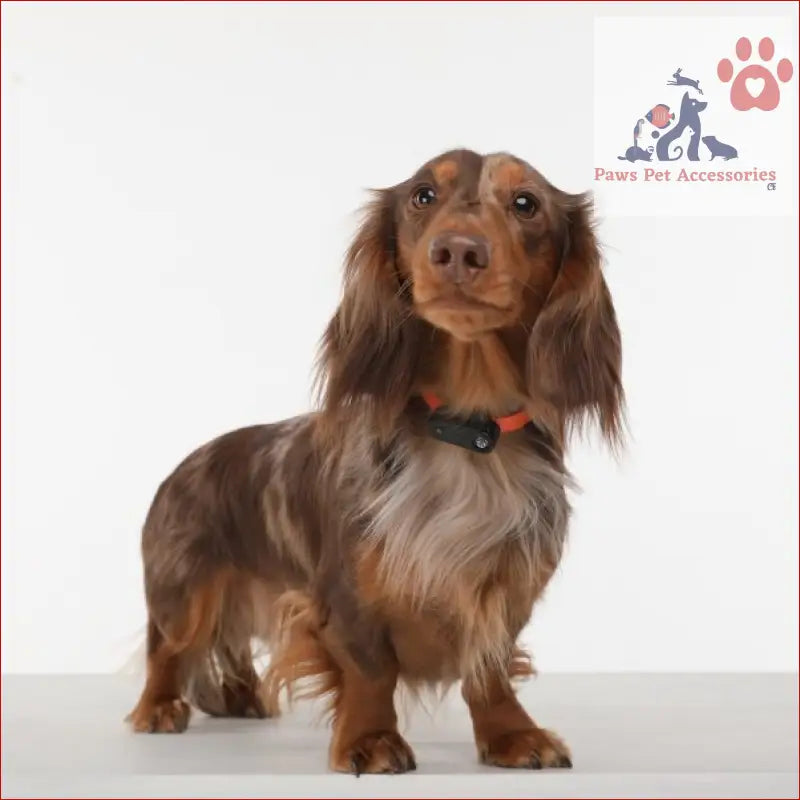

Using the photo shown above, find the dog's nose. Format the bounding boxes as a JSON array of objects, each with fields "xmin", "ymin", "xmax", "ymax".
[{"xmin": 428, "ymin": 232, "xmax": 491, "ymax": 283}]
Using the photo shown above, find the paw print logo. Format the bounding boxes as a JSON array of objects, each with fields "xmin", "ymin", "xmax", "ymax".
[{"xmin": 717, "ymin": 37, "xmax": 793, "ymax": 111}]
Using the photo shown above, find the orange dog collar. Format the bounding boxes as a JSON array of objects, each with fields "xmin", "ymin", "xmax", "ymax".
[{"xmin": 422, "ymin": 392, "xmax": 531, "ymax": 433}]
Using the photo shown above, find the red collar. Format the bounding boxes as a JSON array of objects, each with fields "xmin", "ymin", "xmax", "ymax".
[{"xmin": 421, "ymin": 392, "xmax": 531, "ymax": 434}]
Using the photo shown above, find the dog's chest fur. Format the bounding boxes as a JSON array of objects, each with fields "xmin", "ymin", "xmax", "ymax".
[{"xmin": 356, "ymin": 434, "xmax": 570, "ymax": 681}]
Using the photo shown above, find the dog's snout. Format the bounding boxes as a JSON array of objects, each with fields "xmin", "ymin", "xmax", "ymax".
[{"xmin": 428, "ymin": 232, "xmax": 491, "ymax": 283}]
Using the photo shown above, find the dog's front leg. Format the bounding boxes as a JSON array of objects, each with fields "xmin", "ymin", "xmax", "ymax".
[
  {"xmin": 322, "ymin": 628, "xmax": 416, "ymax": 775},
  {"xmin": 462, "ymin": 666, "xmax": 572, "ymax": 770}
]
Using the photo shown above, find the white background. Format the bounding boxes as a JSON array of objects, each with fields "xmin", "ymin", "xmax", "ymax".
[{"xmin": 2, "ymin": 1, "xmax": 797, "ymax": 674}]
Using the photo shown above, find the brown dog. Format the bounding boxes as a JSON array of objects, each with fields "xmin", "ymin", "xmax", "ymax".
[{"xmin": 128, "ymin": 149, "xmax": 623, "ymax": 774}]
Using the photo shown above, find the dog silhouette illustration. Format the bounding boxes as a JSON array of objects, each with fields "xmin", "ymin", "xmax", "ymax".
[
  {"xmin": 702, "ymin": 135, "xmax": 738, "ymax": 160},
  {"xmin": 618, "ymin": 144, "xmax": 654, "ymax": 163},
  {"xmin": 667, "ymin": 67, "xmax": 704, "ymax": 95},
  {"xmin": 656, "ymin": 92, "xmax": 708, "ymax": 161}
]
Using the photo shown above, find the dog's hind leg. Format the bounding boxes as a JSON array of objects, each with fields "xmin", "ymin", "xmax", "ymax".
[
  {"xmin": 128, "ymin": 572, "xmax": 226, "ymax": 733},
  {"xmin": 186, "ymin": 575, "xmax": 278, "ymax": 719},
  {"xmin": 196, "ymin": 603, "xmax": 270, "ymax": 718},
  {"xmin": 217, "ymin": 646, "xmax": 270, "ymax": 718}
]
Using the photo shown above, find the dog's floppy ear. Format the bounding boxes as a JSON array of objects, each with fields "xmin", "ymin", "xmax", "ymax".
[
  {"xmin": 526, "ymin": 192, "xmax": 624, "ymax": 446},
  {"xmin": 316, "ymin": 189, "xmax": 423, "ymax": 436}
]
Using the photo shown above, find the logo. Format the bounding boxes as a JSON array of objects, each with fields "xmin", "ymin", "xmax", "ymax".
[
  {"xmin": 717, "ymin": 37, "xmax": 794, "ymax": 112},
  {"xmin": 593, "ymin": 19, "xmax": 796, "ymax": 216},
  {"xmin": 616, "ymin": 84, "xmax": 733, "ymax": 167}
]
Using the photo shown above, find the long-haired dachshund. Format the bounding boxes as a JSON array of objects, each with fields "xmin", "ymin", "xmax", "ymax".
[{"xmin": 129, "ymin": 149, "xmax": 623, "ymax": 774}]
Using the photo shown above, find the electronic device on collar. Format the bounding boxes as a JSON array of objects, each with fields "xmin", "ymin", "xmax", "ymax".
[
  {"xmin": 421, "ymin": 392, "xmax": 530, "ymax": 455},
  {"xmin": 426, "ymin": 410, "xmax": 501, "ymax": 454}
]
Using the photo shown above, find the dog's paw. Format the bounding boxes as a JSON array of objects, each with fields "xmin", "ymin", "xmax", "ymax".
[
  {"xmin": 480, "ymin": 727, "xmax": 572, "ymax": 769},
  {"xmin": 331, "ymin": 730, "xmax": 417, "ymax": 775},
  {"xmin": 128, "ymin": 698, "xmax": 191, "ymax": 733},
  {"xmin": 717, "ymin": 37, "xmax": 793, "ymax": 111}
]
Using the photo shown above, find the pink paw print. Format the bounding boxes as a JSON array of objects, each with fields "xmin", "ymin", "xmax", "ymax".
[{"xmin": 717, "ymin": 37, "xmax": 793, "ymax": 111}]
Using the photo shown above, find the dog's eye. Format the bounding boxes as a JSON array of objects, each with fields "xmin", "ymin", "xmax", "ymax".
[
  {"xmin": 412, "ymin": 186, "xmax": 437, "ymax": 209},
  {"xmin": 511, "ymin": 192, "xmax": 537, "ymax": 218}
]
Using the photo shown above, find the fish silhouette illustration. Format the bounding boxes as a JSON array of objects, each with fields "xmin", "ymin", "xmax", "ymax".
[{"xmin": 645, "ymin": 104, "xmax": 675, "ymax": 129}]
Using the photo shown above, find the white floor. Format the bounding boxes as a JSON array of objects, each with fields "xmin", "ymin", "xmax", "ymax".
[{"xmin": 2, "ymin": 674, "xmax": 797, "ymax": 798}]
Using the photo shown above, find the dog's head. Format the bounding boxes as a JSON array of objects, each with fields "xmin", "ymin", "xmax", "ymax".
[
  {"xmin": 318, "ymin": 149, "xmax": 623, "ymax": 444},
  {"xmin": 680, "ymin": 91, "xmax": 707, "ymax": 116},
  {"xmin": 397, "ymin": 151, "xmax": 564, "ymax": 341}
]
